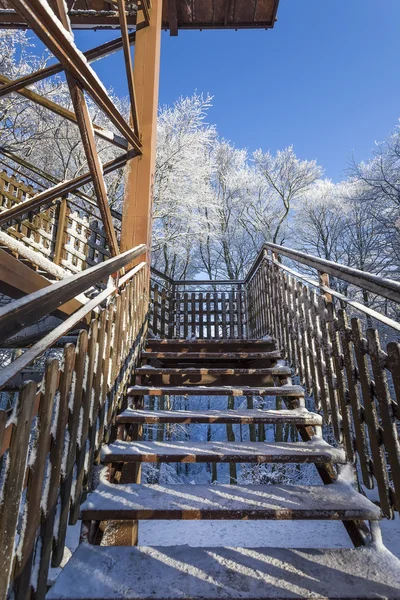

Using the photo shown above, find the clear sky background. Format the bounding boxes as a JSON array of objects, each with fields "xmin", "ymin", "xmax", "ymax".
[{"xmin": 72, "ymin": 0, "xmax": 400, "ymax": 181}]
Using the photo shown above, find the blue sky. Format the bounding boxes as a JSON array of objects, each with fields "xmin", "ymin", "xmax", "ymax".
[{"xmin": 72, "ymin": 0, "xmax": 400, "ymax": 181}]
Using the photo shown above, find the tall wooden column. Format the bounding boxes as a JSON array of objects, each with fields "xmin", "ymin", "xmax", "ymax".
[{"xmin": 121, "ymin": 0, "xmax": 162, "ymax": 267}]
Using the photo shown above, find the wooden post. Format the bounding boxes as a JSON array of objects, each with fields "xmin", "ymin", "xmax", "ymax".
[
  {"xmin": 120, "ymin": 0, "xmax": 162, "ymax": 270},
  {"xmin": 53, "ymin": 196, "xmax": 68, "ymax": 265},
  {"xmin": 319, "ymin": 271, "xmax": 333, "ymax": 303}
]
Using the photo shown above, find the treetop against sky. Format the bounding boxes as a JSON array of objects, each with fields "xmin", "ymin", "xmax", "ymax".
[{"xmin": 68, "ymin": 0, "xmax": 400, "ymax": 182}]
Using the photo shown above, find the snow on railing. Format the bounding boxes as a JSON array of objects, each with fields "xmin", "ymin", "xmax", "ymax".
[
  {"xmin": 0, "ymin": 169, "xmax": 115, "ymax": 279},
  {"xmin": 246, "ymin": 243, "xmax": 400, "ymax": 518}
]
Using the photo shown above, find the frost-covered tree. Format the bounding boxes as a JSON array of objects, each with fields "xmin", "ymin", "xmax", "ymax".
[
  {"xmin": 152, "ymin": 94, "xmax": 216, "ymax": 279},
  {"xmin": 253, "ymin": 146, "xmax": 323, "ymax": 244},
  {"xmin": 292, "ymin": 179, "xmax": 348, "ymax": 263},
  {"xmin": 352, "ymin": 124, "xmax": 400, "ymax": 279}
]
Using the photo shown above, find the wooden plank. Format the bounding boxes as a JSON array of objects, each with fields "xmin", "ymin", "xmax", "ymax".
[
  {"xmin": 0, "ymin": 248, "xmax": 83, "ymax": 319},
  {"xmin": 351, "ymin": 318, "xmax": 393, "ymax": 517},
  {"xmin": 142, "ymin": 351, "xmax": 282, "ymax": 360},
  {"xmin": 116, "ymin": 408, "xmax": 322, "ymax": 425},
  {"xmin": 338, "ymin": 309, "xmax": 376, "ymax": 488},
  {"xmin": 0, "ymin": 382, "xmax": 36, "ymax": 600},
  {"xmin": 70, "ymin": 319, "xmax": 99, "ymax": 524},
  {"xmin": 36, "ymin": 345, "xmax": 75, "ymax": 596},
  {"xmin": 117, "ymin": 0, "xmax": 140, "ymax": 134},
  {"xmin": 102, "ymin": 439, "xmax": 347, "ymax": 464},
  {"xmin": 52, "ymin": 331, "xmax": 88, "ymax": 565},
  {"xmin": 127, "ymin": 385, "xmax": 305, "ymax": 397},
  {"xmin": 81, "ymin": 482, "xmax": 380, "ymax": 521},
  {"xmin": 367, "ymin": 328, "xmax": 400, "ymax": 511},
  {"xmin": 13, "ymin": 361, "xmax": 59, "ymax": 600}
]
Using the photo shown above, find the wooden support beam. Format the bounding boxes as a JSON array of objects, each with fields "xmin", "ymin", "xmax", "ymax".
[
  {"xmin": 0, "ymin": 152, "xmax": 135, "ymax": 226},
  {"xmin": 53, "ymin": 197, "xmax": 68, "ymax": 265},
  {"xmin": 0, "ymin": 248, "xmax": 83, "ymax": 320},
  {"xmin": 167, "ymin": 0, "xmax": 178, "ymax": 35},
  {"xmin": 0, "ymin": 33, "xmax": 136, "ymax": 100},
  {"xmin": 0, "ymin": 74, "xmax": 127, "ymax": 150},
  {"xmin": 0, "ymin": 244, "xmax": 146, "ymax": 344},
  {"xmin": 121, "ymin": 0, "xmax": 162, "ymax": 267},
  {"xmin": 9, "ymin": 0, "xmax": 141, "ymax": 153},
  {"xmin": 117, "ymin": 0, "xmax": 140, "ymax": 135}
]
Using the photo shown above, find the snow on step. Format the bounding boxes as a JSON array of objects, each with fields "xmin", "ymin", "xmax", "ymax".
[
  {"xmin": 135, "ymin": 367, "xmax": 292, "ymax": 375},
  {"xmin": 146, "ymin": 338, "xmax": 275, "ymax": 345},
  {"xmin": 47, "ymin": 544, "xmax": 400, "ymax": 600},
  {"xmin": 80, "ymin": 482, "xmax": 381, "ymax": 521},
  {"xmin": 101, "ymin": 439, "xmax": 346, "ymax": 464},
  {"xmin": 142, "ymin": 351, "xmax": 282, "ymax": 360},
  {"xmin": 127, "ymin": 385, "xmax": 304, "ymax": 397},
  {"xmin": 116, "ymin": 408, "xmax": 321, "ymax": 425}
]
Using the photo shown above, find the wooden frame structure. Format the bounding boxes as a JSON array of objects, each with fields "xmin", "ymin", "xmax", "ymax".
[{"xmin": 0, "ymin": 0, "xmax": 153, "ymax": 261}]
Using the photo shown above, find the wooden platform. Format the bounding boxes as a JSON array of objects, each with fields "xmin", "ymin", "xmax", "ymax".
[
  {"xmin": 47, "ymin": 544, "xmax": 400, "ymax": 600},
  {"xmin": 80, "ymin": 482, "xmax": 381, "ymax": 521},
  {"xmin": 101, "ymin": 439, "xmax": 347, "ymax": 464}
]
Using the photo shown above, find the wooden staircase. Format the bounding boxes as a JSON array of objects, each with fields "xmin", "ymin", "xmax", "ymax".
[{"xmin": 47, "ymin": 338, "xmax": 400, "ymax": 600}]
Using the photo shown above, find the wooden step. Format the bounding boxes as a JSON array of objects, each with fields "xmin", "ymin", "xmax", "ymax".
[
  {"xmin": 80, "ymin": 482, "xmax": 381, "ymax": 521},
  {"xmin": 135, "ymin": 367, "xmax": 292, "ymax": 376},
  {"xmin": 145, "ymin": 338, "xmax": 277, "ymax": 353},
  {"xmin": 127, "ymin": 385, "xmax": 304, "ymax": 397},
  {"xmin": 142, "ymin": 351, "xmax": 282, "ymax": 361},
  {"xmin": 47, "ymin": 544, "xmax": 400, "ymax": 600},
  {"xmin": 134, "ymin": 366, "xmax": 291, "ymax": 386},
  {"xmin": 116, "ymin": 408, "xmax": 321, "ymax": 425},
  {"xmin": 101, "ymin": 439, "xmax": 346, "ymax": 464}
]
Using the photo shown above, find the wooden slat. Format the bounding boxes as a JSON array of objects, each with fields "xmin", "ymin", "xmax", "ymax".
[
  {"xmin": 0, "ymin": 382, "xmax": 36, "ymax": 600},
  {"xmin": 13, "ymin": 361, "xmax": 59, "ymax": 600}
]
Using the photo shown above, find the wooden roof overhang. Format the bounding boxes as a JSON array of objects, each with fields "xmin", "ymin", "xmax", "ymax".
[{"xmin": 0, "ymin": 0, "xmax": 279, "ymax": 30}]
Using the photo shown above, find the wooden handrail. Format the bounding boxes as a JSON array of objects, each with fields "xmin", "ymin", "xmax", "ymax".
[
  {"xmin": 0, "ymin": 244, "xmax": 146, "ymax": 343},
  {"xmin": 263, "ymin": 242, "xmax": 400, "ymax": 305},
  {"xmin": 0, "ymin": 261, "xmax": 147, "ymax": 390}
]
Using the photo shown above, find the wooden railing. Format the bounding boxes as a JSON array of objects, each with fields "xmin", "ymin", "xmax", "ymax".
[
  {"xmin": 0, "ymin": 245, "xmax": 149, "ymax": 600},
  {"xmin": 246, "ymin": 243, "xmax": 400, "ymax": 518},
  {"xmin": 149, "ymin": 269, "xmax": 247, "ymax": 339},
  {"xmin": 0, "ymin": 169, "xmax": 119, "ymax": 279}
]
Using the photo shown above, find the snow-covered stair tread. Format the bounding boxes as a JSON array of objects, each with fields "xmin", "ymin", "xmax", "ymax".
[
  {"xmin": 101, "ymin": 439, "xmax": 346, "ymax": 464},
  {"xmin": 142, "ymin": 351, "xmax": 282, "ymax": 360},
  {"xmin": 127, "ymin": 385, "xmax": 304, "ymax": 397},
  {"xmin": 135, "ymin": 367, "xmax": 292, "ymax": 375},
  {"xmin": 116, "ymin": 408, "xmax": 321, "ymax": 425},
  {"xmin": 80, "ymin": 482, "xmax": 381, "ymax": 521},
  {"xmin": 146, "ymin": 338, "xmax": 275, "ymax": 345},
  {"xmin": 47, "ymin": 544, "xmax": 400, "ymax": 600}
]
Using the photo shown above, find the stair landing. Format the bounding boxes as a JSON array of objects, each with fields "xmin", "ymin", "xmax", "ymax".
[{"xmin": 47, "ymin": 544, "xmax": 400, "ymax": 600}]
